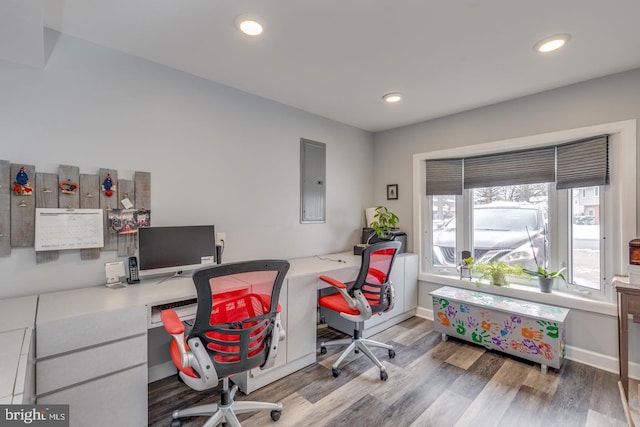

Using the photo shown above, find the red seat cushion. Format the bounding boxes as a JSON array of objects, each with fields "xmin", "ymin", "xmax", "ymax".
[{"xmin": 318, "ymin": 293, "xmax": 360, "ymax": 316}]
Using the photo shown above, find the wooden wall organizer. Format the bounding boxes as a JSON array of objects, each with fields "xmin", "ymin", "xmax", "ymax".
[
  {"xmin": 0, "ymin": 159, "xmax": 150, "ymax": 263},
  {"xmin": 10, "ymin": 164, "xmax": 36, "ymax": 248},
  {"xmin": 80, "ymin": 174, "xmax": 100, "ymax": 260},
  {"xmin": 117, "ymin": 179, "xmax": 135, "ymax": 257},
  {"xmin": 35, "ymin": 172, "xmax": 59, "ymax": 264},
  {"xmin": 99, "ymin": 168, "xmax": 118, "ymax": 251}
]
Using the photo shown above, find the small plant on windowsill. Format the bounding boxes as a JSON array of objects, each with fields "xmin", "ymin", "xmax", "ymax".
[
  {"xmin": 523, "ymin": 226, "xmax": 566, "ymax": 293},
  {"xmin": 458, "ymin": 254, "xmax": 474, "ymax": 280},
  {"xmin": 473, "ymin": 261, "xmax": 525, "ymax": 286}
]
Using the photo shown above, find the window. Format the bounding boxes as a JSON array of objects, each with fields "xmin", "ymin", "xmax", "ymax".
[
  {"xmin": 571, "ymin": 186, "xmax": 601, "ymax": 290},
  {"xmin": 414, "ymin": 120, "xmax": 636, "ymax": 302},
  {"xmin": 431, "ymin": 196, "xmax": 456, "ymax": 268},
  {"xmin": 471, "ymin": 185, "xmax": 548, "ymax": 271}
]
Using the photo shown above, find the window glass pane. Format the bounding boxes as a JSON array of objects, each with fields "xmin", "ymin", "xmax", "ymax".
[
  {"xmin": 432, "ymin": 196, "xmax": 456, "ymax": 267},
  {"xmin": 571, "ymin": 187, "xmax": 601, "ymax": 290},
  {"xmin": 472, "ymin": 184, "xmax": 549, "ymax": 271}
]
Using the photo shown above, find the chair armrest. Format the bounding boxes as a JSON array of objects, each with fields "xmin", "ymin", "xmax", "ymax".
[
  {"xmin": 161, "ymin": 309, "xmax": 189, "ymax": 368},
  {"xmin": 161, "ymin": 309, "xmax": 185, "ymax": 335},
  {"xmin": 320, "ymin": 275, "xmax": 356, "ymax": 308},
  {"xmin": 319, "ymin": 275, "xmax": 347, "ymax": 289},
  {"xmin": 262, "ymin": 312, "xmax": 285, "ymax": 370}
]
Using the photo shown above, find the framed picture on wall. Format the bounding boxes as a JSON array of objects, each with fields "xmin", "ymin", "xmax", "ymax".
[{"xmin": 387, "ymin": 184, "xmax": 398, "ymax": 200}]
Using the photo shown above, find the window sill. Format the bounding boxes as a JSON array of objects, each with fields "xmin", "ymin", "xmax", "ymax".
[{"xmin": 420, "ymin": 273, "xmax": 616, "ymax": 317}]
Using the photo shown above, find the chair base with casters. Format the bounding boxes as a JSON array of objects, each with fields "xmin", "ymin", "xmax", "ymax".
[
  {"xmin": 318, "ymin": 241, "xmax": 402, "ymax": 381},
  {"xmin": 319, "ymin": 323, "xmax": 395, "ymax": 381},
  {"xmin": 169, "ymin": 377, "xmax": 282, "ymax": 427}
]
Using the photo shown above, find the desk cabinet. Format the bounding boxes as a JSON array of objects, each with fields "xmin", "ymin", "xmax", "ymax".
[
  {"xmin": 36, "ymin": 302, "xmax": 148, "ymax": 427},
  {"xmin": 232, "ymin": 273, "xmax": 319, "ymax": 394},
  {"xmin": 0, "ymin": 295, "xmax": 37, "ymax": 405}
]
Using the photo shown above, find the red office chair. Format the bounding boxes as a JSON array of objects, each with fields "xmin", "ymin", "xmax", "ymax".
[
  {"xmin": 161, "ymin": 260, "xmax": 289, "ymax": 427},
  {"xmin": 318, "ymin": 241, "xmax": 401, "ymax": 380}
]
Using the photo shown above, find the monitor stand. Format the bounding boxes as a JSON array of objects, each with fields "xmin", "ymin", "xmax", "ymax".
[{"xmin": 156, "ymin": 270, "xmax": 185, "ymax": 285}]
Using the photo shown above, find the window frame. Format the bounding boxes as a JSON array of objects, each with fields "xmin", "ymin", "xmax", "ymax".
[{"xmin": 412, "ymin": 120, "xmax": 636, "ymax": 304}]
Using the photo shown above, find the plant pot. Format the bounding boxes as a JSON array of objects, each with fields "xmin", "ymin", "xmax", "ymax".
[
  {"xmin": 538, "ymin": 277, "xmax": 554, "ymax": 293},
  {"xmin": 491, "ymin": 272, "xmax": 506, "ymax": 286}
]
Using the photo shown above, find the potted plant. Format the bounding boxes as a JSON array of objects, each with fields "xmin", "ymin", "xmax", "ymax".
[
  {"xmin": 459, "ymin": 252, "xmax": 474, "ymax": 280},
  {"xmin": 524, "ymin": 266, "xmax": 566, "ymax": 293},
  {"xmin": 369, "ymin": 206, "xmax": 399, "ymax": 239},
  {"xmin": 523, "ymin": 226, "xmax": 566, "ymax": 293},
  {"xmin": 473, "ymin": 261, "xmax": 525, "ymax": 286}
]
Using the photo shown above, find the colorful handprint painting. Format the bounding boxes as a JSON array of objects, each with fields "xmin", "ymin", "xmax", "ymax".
[{"xmin": 431, "ymin": 286, "xmax": 569, "ymax": 370}]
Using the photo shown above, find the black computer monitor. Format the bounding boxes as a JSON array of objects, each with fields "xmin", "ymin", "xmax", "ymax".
[{"xmin": 138, "ymin": 225, "xmax": 216, "ymax": 278}]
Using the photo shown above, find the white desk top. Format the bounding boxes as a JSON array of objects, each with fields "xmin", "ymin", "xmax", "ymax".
[
  {"xmin": 0, "ymin": 295, "xmax": 38, "ymax": 332},
  {"xmin": 287, "ymin": 252, "xmax": 360, "ymax": 277},
  {"xmin": 36, "ymin": 276, "xmax": 196, "ymax": 325},
  {"xmin": 36, "ymin": 252, "xmax": 363, "ymax": 325}
]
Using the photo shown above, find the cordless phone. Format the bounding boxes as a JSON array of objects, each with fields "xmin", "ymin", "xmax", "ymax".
[{"xmin": 127, "ymin": 256, "xmax": 140, "ymax": 284}]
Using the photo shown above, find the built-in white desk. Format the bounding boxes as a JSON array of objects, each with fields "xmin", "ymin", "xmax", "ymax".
[
  {"xmin": 0, "ymin": 295, "xmax": 38, "ymax": 405},
  {"xmin": 5, "ymin": 251, "xmax": 417, "ymax": 426}
]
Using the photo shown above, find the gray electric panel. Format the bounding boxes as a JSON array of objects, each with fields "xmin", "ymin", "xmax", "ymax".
[{"xmin": 300, "ymin": 138, "xmax": 326, "ymax": 223}]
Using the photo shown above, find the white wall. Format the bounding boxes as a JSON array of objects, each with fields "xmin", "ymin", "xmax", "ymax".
[
  {"xmin": 0, "ymin": 30, "xmax": 374, "ymax": 299},
  {"xmin": 372, "ymin": 68, "xmax": 640, "ymax": 373}
]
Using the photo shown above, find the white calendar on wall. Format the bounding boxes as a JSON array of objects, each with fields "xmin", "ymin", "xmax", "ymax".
[{"xmin": 35, "ymin": 208, "xmax": 104, "ymax": 251}]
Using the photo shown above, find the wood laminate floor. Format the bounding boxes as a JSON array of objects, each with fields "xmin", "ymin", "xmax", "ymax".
[{"xmin": 148, "ymin": 317, "xmax": 635, "ymax": 427}]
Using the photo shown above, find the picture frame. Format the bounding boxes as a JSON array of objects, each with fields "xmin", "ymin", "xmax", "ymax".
[{"xmin": 387, "ymin": 184, "xmax": 398, "ymax": 200}]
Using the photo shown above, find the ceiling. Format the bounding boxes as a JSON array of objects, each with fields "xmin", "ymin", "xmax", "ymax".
[{"xmin": 9, "ymin": 1, "xmax": 640, "ymax": 132}]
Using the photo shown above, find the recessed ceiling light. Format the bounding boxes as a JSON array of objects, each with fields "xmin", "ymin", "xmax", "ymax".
[
  {"xmin": 534, "ymin": 33, "xmax": 571, "ymax": 53},
  {"xmin": 382, "ymin": 93, "xmax": 402, "ymax": 103},
  {"xmin": 237, "ymin": 18, "xmax": 263, "ymax": 36}
]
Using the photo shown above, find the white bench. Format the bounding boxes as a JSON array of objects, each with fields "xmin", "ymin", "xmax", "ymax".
[{"xmin": 430, "ymin": 286, "xmax": 569, "ymax": 373}]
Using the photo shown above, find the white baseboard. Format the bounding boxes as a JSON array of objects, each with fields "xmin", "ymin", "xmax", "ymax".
[
  {"xmin": 148, "ymin": 361, "xmax": 177, "ymax": 383},
  {"xmin": 416, "ymin": 306, "xmax": 433, "ymax": 320},
  {"xmin": 563, "ymin": 345, "xmax": 619, "ymax": 374},
  {"xmin": 415, "ymin": 306, "xmax": 626, "ymax": 378}
]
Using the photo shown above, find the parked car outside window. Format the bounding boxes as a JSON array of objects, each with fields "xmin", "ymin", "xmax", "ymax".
[{"xmin": 433, "ymin": 203, "xmax": 547, "ymax": 271}]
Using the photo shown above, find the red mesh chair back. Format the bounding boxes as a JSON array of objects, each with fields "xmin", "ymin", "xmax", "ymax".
[
  {"xmin": 189, "ymin": 260, "xmax": 289, "ymax": 379},
  {"xmin": 352, "ymin": 241, "xmax": 401, "ymax": 314}
]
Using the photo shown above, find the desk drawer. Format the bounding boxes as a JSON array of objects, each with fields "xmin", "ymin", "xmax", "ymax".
[
  {"xmin": 36, "ymin": 334, "xmax": 147, "ymax": 396},
  {"xmin": 38, "ymin": 364, "xmax": 147, "ymax": 427},
  {"xmin": 37, "ymin": 305, "xmax": 147, "ymax": 358}
]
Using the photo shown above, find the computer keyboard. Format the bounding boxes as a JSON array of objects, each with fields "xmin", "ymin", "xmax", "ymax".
[
  {"xmin": 149, "ymin": 298, "xmax": 198, "ymax": 327},
  {"xmin": 156, "ymin": 298, "xmax": 197, "ymax": 311}
]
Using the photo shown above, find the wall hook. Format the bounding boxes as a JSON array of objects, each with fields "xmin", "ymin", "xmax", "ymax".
[{"xmin": 19, "ymin": 200, "xmax": 27, "ymax": 207}]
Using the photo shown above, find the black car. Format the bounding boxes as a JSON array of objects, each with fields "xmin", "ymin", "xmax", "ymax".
[{"xmin": 433, "ymin": 204, "xmax": 547, "ymax": 270}]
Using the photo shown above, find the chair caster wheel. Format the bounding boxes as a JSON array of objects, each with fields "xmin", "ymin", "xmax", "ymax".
[
  {"xmin": 170, "ymin": 419, "xmax": 182, "ymax": 427},
  {"xmin": 380, "ymin": 370, "xmax": 388, "ymax": 381},
  {"xmin": 320, "ymin": 345, "xmax": 327, "ymax": 355},
  {"xmin": 271, "ymin": 410, "xmax": 281, "ymax": 421},
  {"xmin": 332, "ymin": 367, "xmax": 341, "ymax": 377},
  {"xmin": 389, "ymin": 349, "xmax": 396, "ymax": 358}
]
